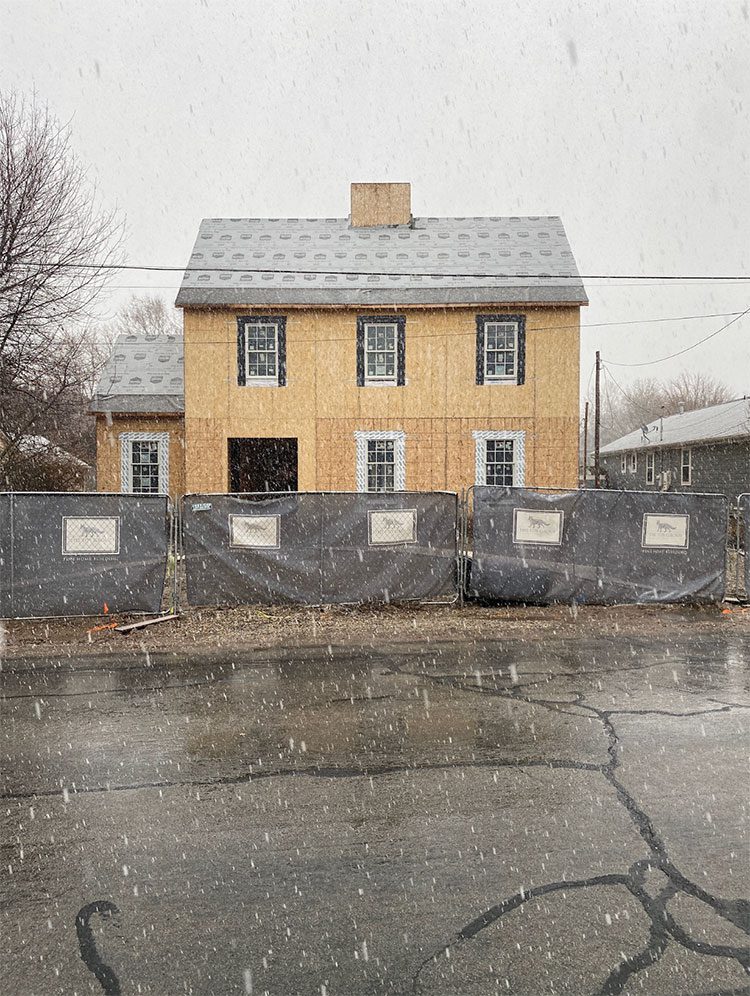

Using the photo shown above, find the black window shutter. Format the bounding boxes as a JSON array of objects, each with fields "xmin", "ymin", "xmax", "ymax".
[
  {"xmin": 475, "ymin": 317, "xmax": 485, "ymax": 385},
  {"xmin": 277, "ymin": 318, "xmax": 287, "ymax": 386},
  {"xmin": 356, "ymin": 318, "xmax": 365, "ymax": 386},
  {"xmin": 516, "ymin": 319, "xmax": 526, "ymax": 386},
  {"xmin": 236, "ymin": 319, "xmax": 246, "ymax": 386},
  {"xmin": 396, "ymin": 316, "xmax": 406, "ymax": 386}
]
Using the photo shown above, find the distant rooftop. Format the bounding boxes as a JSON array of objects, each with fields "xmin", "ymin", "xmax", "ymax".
[
  {"xmin": 90, "ymin": 333, "xmax": 184, "ymax": 415},
  {"xmin": 175, "ymin": 216, "xmax": 588, "ymax": 308},
  {"xmin": 601, "ymin": 397, "xmax": 750, "ymax": 454}
]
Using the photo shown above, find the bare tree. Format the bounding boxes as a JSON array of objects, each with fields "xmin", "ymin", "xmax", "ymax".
[
  {"xmin": 0, "ymin": 90, "xmax": 121, "ymax": 485},
  {"xmin": 110, "ymin": 293, "xmax": 181, "ymax": 338}
]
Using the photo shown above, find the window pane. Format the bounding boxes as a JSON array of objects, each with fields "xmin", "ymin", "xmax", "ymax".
[
  {"xmin": 485, "ymin": 439, "xmax": 514, "ymax": 486},
  {"xmin": 485, "ymin": 323, "xmax": 517, "ymax": 378},
  {"xmin": 365, "ymin": 324, "xmax": 397, "ymax": 381},
  {"xmin": 131, "ymin": 441, "xmax": 160, "ymax": 493},
  {"xmin": 246, "ymin": 323, "xmax": 278, "ymax": 379},
  {"xmin": 367, "ymin": 439, "xmax": 395, "ymax": 492}
]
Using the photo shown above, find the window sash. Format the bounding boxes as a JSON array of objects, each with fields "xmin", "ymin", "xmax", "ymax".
[
  {"xmin": 681, "ymin": 448, "xmax": 692, "ymax": 484},
  {"xmin": 484, "ymin": 439, "xmax": 515, "ymax": 487},
  {"xmin": 628, "ymin": 452, "xmax": 637, "ymax": 473},
  {"xmin": 366, "ymin": 439, "xmax": 396, "ymax": 492},
  {"xmin": 130, "ymin": 441, "xmax": 161, "ymax": 494},
  {"xmin": 646, "ymin": 453, "xmax": 655, "ymax": 484},
  {"xmin": 245, "ymin": 322, "xmax": 279, "ymax": 381},
  {"xmin": 484, "ymin": 323, "xmax": 518, "ymax": 381},
  {"xmin": 364, "ymin": 323, "xmax": 397, "ymax": 382}
]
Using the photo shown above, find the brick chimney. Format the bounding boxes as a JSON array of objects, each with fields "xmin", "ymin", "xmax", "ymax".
[{"xmin": 350, "ymin": 182, "xmax": 411, "ymax": 227}]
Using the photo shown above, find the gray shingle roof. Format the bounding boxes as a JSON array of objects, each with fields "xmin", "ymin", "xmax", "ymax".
[
  {"xmin": 90, "ymin": 333, "xmax": 184, "ymax": 414},
  {"xmin": 601, "ymin": 398, "xmax": 750, "ymax": 454},
  {"xmin": 175, "ymin": 216, "xmax": 588, "ymax": 308}
]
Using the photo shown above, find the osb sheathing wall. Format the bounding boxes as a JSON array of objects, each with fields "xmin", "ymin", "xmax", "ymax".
[
  {"xmin": 95, "ymin": 415, "xmax": 186, "ymax": 498},
  {"xmin": 183, "ymin": 306, "xmax": 580, "ymax": 493}
]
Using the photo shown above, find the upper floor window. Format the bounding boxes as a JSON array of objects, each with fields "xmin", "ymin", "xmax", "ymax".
[
  {"xmin": 237, "ymin": 316, "xmax": 287, "ymax": 386},
  {"xmin": 119, "ymin": 432, "xmax": 169, "ymax": 494},
  {"xmin": 646, "ymin": 452, "xmax": 655, "ymax": 484},
  {"xmin": 475, "ymin": 315, "xmax": 526, "ymax": 386},
  {"xmin": 629, "ymin": 452, "xmax": 637, "ymax": 473},
  {"xmin": 357, "ymin": 316, "xmax": 405, "ymax": 386},
  {"xmin": 681, "ymin": 447, "xmax": 692, "ymax": 485}
]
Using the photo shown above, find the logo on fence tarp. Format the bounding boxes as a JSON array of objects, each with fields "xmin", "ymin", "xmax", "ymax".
[
  {"xmin": 229, "ymin": 514, "xmax": 280, "ymax": 549},
  {"xmin": 641, "ymin": 513, "xmax": 690, "ymax": 550},
  {"xmin": 368, "ymin": 509, "xmax": 417, "ymax": 546},
  {"xmin": 513, "ymin": 508, "xmax": 564, "ymax": 546},
  {"xmin": 62, "ymin": 517, "xmax": 120, "ymax": 556}
]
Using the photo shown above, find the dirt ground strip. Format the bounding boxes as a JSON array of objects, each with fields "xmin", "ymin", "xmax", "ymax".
[{"xmin": 2, "ymin": 601, "xmax": 750, "ymax": 661}]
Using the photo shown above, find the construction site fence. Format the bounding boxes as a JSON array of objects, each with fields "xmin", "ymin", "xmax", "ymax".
[{"xmin": 1, "ymin": 487, "xmax": 746, "ymax": 619}]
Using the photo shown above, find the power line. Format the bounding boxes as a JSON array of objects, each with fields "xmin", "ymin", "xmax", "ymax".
[
  {"xmin": 11, "ymin": 259, "xmax": 750, "ymax": 281},
  {"xmin": 605, "ymin": 306, "xmax": 750, "ymax": 367}
]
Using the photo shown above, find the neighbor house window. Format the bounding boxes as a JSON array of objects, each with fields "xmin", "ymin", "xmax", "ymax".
[
  {"xmin": 646, "ymin": 452, "xmax": 655, "ymax": 485},
  {"xmin": 621, "ymin": 454, "xmax": 627, "ymax": 474},
  {"xmin": 237, "ymin": 316, "xmax": 287, "ymax": 386},
  {"xmin": 681, "ymin": 447, "xmax": 692, "ymax": 485},
  {"xmin": 629, "ymin": 452, "xmax": 637, "ymax": 473},
  {"xmin": 473, "ymin": 430, "xmax": 526, "ymax": 486},
  {"xmin": 356, "ymin": 316, "xmax": 405, "ymax": 386},
  {"xmin": 476, "ymin": 315, "xmax": 526, "ymax": 385},
  {"xmin": 354, "ymin": 431, "xmax": 406, "ymax": 492},
  {"xmin": 119, "ymin": 432, "xmax": 169, "ymax": 494}
]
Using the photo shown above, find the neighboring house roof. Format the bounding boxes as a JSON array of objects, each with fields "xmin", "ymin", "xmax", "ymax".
[
  {"xmin": 175, "ymin": 216, "xmax": 588, "ymax": 308},
  {"xmin": 0, "ymin": 433, "xmax": 90, "ymax": 468},
  {"xmin": 90, "ymin": 333, "xmax": 184, "ymax": 414},
  {"xmin": 600, "ymin": 398, "xmax": 750, "ymax": 454}
]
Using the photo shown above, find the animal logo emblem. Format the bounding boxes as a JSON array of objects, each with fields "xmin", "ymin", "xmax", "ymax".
[
  {"xmin": 527, "ymin": 515, "xmax": 550, "ymax": 532},
  {"xmin": 656, "ymin": 520, "xmax": 677, "ymax": 534},
  {"xmin": 79, "ymin": 524, "xmax": 105, "ymax": 538}
]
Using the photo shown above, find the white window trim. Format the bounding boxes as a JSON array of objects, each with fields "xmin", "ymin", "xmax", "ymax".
[
  {"xmin": 473, "ymin": 430, "xmax": 526, "ymax": 486},
  {"xmin": 621, "ymin": 454, "xmax": 627, "ymax": 474},
  {"xmin": 681, "ymin": 447, "xmax": 692, "ymax": 485},
  {"xmin": 484, "ymin": 321, "xmax": 518, "ymax": 384},
  {"xmin": 244, "ymin": 319, "xmax": 280, "ymax": 387},
  {"xmin": 354, "ymin": 430, "xmax": 406, "ymax": 492},
  {"xmin": 628, "ymin": 452, "xmax": 638, "ymax": 473},
  {"xmin": 646, "ymin": 452, "xmax": 655, "ymax": 485},
  {"xmin": 363, "ymin": 321, "xmax": 398, "ymax": 387},
  {"xmin": 119, "ymin": 432, "xmax": 169, "ymax": 494}
]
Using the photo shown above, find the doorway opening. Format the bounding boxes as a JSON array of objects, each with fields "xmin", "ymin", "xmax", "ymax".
[{"xmin": 228, "ymin": 438, "xmax": 298, "ymax": 493}]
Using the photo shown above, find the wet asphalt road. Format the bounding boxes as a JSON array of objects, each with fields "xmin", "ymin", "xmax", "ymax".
[{"xmin": 1, "ymin": 627, "xmax": 749, "ymax": 995}]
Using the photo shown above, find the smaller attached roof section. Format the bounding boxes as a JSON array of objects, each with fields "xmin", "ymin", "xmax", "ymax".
[
  {"xmin": 90, "ymin": 333, "xmax": 184, "ymax": 415},
  {"xmin": 601, "ymin": 397, "xmax": 750, "ymax": 454},
  {"xmin": 175, "ymin": 216, "xmax": 588, "ymax": 308}
]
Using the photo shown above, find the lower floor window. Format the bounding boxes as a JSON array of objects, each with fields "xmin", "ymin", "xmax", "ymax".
[
  {"xmin": 354, "ymin": 431, "xmax": 406, "ymax": 492},
  {"xmin": 120, "ymin": 432, "xmax": 169, "ymax": 494},
  {"xmin": 646, "ymin": 452, "xmax": 655, "ymax": 485},
  {"xmin": 473, "ymin": 430, "xmax": 526, "ymax": 486},
  {"xmin": 681, "ymin": 447, "xmax": 692, "ymax": 485}
]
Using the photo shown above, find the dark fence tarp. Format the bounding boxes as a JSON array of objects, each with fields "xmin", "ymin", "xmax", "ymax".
[
  {"xmin": 0, "ymin": 493, "xmax": 170, "ymax": 618},
  {"xmin": 182, "ymin": 492, "xmax": 458, "ymax": 607},
  {"xmin": 470, "ymin": 486, "xmax": 727, "ymax": 605}
]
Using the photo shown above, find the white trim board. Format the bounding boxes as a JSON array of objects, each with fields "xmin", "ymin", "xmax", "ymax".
[
  {"xmin": 354, "ymin": 430, "xmax": 406, "ymax": 492},
  {"xmin": 472, "ymin": 430, "xmax": 526, "ymax": 486}
]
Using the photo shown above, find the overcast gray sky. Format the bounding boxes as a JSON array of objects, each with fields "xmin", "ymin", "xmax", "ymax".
[{"xmin": 3, "ymin": 0, "xmax": 749, "ymax": 403}]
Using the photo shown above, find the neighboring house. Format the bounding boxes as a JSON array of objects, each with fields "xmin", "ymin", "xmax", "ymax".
[
  {"xmin": 90, "ymin": 333, "xmax": 184, "ymax": 497},
  {"xmin": 94, "ymin": 182, "xmax": 587, "ymax": 495},
  {"xmin": 599, "ymin": 397, "xmax": 750, "ymax": 497},
  {"xmin": 0, "ymin": 433, "xmax": 94, "ymax": 490}
]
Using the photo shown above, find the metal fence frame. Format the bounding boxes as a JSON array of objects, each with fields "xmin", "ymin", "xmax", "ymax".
[
  {"xmin": 0, "ymin": 491, "xmax": 173, "ymax": 621},
  {"xmin": 178, "ymin": 490, "xmax": 460, "ymax": 609},
  {"xmin": 463, "ymin": 484, "xmax": 730, "ymax": 605},
  {"xmin": 736, "ymin": 494, "xmax": 749, "ymax": 603}
]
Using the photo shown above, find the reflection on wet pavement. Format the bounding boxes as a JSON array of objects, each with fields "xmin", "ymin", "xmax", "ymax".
[{"xmin": 1, "ymin": 629, "xmax": 749, "ymax": 994}]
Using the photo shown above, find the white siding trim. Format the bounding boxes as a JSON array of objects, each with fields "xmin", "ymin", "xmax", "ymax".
[
  {"xmin": 354, "ymin": 430, "xmax": 406, "ymax": 492},
  {"xmin": 472, "ymin": 429, "xmax": 526, "ymax": 486},
  {"xmin": 119, "ymin": 432, "xmax": 170, "ymax": 494}
]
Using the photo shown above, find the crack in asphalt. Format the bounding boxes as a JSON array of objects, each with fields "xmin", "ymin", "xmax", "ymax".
[{"xmin": 396, "ymin": 663, "xmax": 750, "ymax": 993}]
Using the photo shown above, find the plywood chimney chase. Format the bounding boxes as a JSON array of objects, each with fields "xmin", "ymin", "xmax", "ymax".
[{"xmin": 350, "ymin": 182, "xmax": 412, "ymax": 228}]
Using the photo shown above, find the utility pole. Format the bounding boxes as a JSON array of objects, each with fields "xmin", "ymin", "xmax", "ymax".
[
  {"xmin": 594, "ymin": 351, "xmax": 601, "ymax": 488},
  {"xmin": 582, "ymin": 401, "xmax": 589, "ymax": 488}
]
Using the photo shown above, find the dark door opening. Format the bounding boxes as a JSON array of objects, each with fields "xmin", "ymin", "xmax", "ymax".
[{"xmin": 229, "ymin": 438, "xmax": 298, "ymax": 493}]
